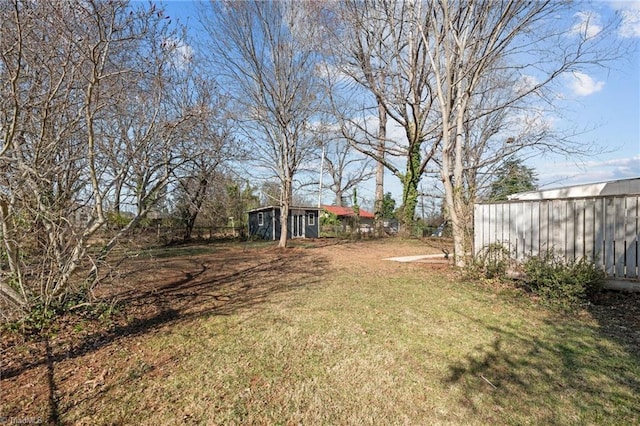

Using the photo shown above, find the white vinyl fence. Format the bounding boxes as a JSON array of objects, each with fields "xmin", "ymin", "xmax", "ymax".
[{"xmin": 474, "ymin": 195, "xmax": 639, "ymax": 282}]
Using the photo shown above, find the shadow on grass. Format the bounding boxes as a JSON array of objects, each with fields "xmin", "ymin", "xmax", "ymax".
[
  {"xmin": 445, "ymin": 305, "xmax": 640, "ymax": 423},
  {"xmin": 1, "ymin": 246, "xmax": 331, "ymax": 423}
]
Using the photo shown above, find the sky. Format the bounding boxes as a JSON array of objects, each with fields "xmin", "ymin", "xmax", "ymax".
[
  {"xmin": 532, "ymin": 0, "xmax": 640, "ymax": 188},
  {"xmin": 160, "ymin": 0, "xmax": 639, "ymax": 206}
]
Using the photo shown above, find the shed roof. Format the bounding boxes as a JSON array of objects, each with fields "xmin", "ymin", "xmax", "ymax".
[
  {"xmin": 322, "ymin": 205, "xmax": 375, "ymax": 219},
  {"xmin": 247, "ymin": 205, "xmax": 322, "ymax": 213},
  {"xmin": 507, "ymin": 177, "xmax": 640, "ymax": 201}
]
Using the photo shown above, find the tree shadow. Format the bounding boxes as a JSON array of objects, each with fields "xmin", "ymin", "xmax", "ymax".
[
  {"xmin": 45, "ymin": 338, "xmax": 61, "ymax": 426},
  {"xmin": 588, "ymin": 290, "xmax": 640, "ymax": 357},
  {"xmin": 1, "ymin": 246, "xmax": 331, "ymax": 422},
  {"xmin": 445, "ymin": 304, "xmax": 640, "ymax": 423}
]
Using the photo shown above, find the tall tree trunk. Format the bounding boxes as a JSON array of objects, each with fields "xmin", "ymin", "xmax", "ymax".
[
  {"xmin": 443, "ymin": 106, "xmax": 472, "ymax": 267},
  {"xmin": 184, "ymin": 215, "xmax": 195, "ymax": 241},
  {"xmin": 183, "ymin": 176, "xmax": 209, "ymax": 241},
  {"xmin": 278, "ymin": 175, "xmax": 292, "ymax": 248},
  {"xmin": 113, "ymin": 175, "xmax": 124, "ymax": 214},
  {"xmin": 278, "ymin": 203, "xmax": 289, "ymax": 248},
  {"xmin": 400, "ymin": 141, "xmax": 421, "ymax": 233},
  {"xmin": 374, "ymin": 98, "xmax": 386, "ymax": 237}
]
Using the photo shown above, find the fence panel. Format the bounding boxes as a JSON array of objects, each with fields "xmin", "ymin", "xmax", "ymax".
[
  {"xmin": 474, "ymin": 204, "xmax": 485, "ymax": 254},
  {"xmin": 539, "ymin": 200, "xmax": 549, "ymax": 253},
  {"xmin": 614, "ymin": 197, "xmax": 626, "ymax": 278},
  {"xmin": 474, "ymin": 195, "xmax": 640, "ymax": 282},
  {"xmin": 489, "ymin": 203, "xmax": 498, "ymax": 246},
  {"xmin": 530, "ymin": 201, "xmax": 541, "ymax": 257},
  {"xmin": 574, "ymin": 199, "xmax": 585, "ymax": 260},
  {"xmin": 549, "ymin": 200, "xmax": 563, "ymax": 256},
  {"xmin": 584, "ymin": 198, "xmax": 596, "ymax": 262},
  {"xmin": 566, "ymin": 200, "xmax": 576, "ymax": 261},
  {"xmin": 594, "ymin": 198, "xmax": 606, "ymax": 270},
  {"xmin": 604, "ymin": 199, "xmax": 616, "ymax": 276},
  {"xmin": 625, "ymin": 196, "xmax": 638, "ymax": 278}
]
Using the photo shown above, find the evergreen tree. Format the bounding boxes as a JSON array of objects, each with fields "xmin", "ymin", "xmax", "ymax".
[
  {"xmin": 382, "ymin": 192, "xmax": 397, "ymax": 219},
  {"xmin": 489, "ymin": 159, "xmax": 538, "ymax": 201}
]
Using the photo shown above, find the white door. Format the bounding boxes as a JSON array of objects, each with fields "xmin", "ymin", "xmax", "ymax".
[{"xmin": 291, "ymin": 214, "xmax": 305, "ymax": 238}]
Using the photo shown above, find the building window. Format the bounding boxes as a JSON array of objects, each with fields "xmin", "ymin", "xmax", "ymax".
[
  {"xmin": 308, "ymin": 212, "xmax": 315, "ymax": 226},
  {"xmin": 258, "ymin": 212, "xmax": 264, "ymax": 226}
]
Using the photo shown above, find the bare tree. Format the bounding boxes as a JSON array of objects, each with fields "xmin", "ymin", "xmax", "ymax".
[
  {"xmin": 446, "ymin": 68, "xmax": 556, "ymax": 246},
  {"xmin": 0, "ymin": 0, "xmax": 198, "ymax": 315},
  {"xmin": 319, "ymin": 132, "xmax": 374, "ymax": 206},
  {"xmin": 201, "ymin": 0, "xmax": 326, "ymax": 247},
  {"xmin": 416, "ymin": 0, "xmax": 621, "ymax": 266},
  {"xmin": 330, "ymin": 0, "xmax": 441, "ymax": 230},
  {"xmin": 173, "ymin": 81, "xmax": 238, "ymax": 241}
]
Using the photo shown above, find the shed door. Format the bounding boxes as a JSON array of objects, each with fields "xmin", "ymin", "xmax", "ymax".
[{"xmin": 292, "ymin": 214, "xmax": 304, "ymax": 238}]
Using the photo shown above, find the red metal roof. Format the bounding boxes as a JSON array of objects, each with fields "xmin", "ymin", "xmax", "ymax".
[{"xmin": 322, "ymin": 205, "xmax": 375, "ymax": 219}]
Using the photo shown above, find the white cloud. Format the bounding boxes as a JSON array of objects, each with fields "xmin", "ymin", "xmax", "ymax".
[
  {"xmin": 620, "ymin": 8, "xmax": 640, "ymax": 38},
  {"xmin": 570, "ymin": 11, "xmax": 602, "ymax": 39},
  {"xmin": 163, "ymin": 37, "xmax": 193, "ymax": 69},
  {"xmin": 565, "ymin": 71, "xmax": 605, "ymax": 96},
  {"xmin": 608, "ymin": 1, "xmax": 640, "ymax": 38},
  {"xmin": 515, "ymin": 74, "xmax": 540, "ymax": 95},
  {"xmin": 508, "ymin": 108, "xmax": 555, "ymax": 137},
  {"xmin": 176, "ymin": 44, "xmax": 194, "ymax": 65},
  {"xmin": 536, "ymin": 155, "xmax": 640, "ymax": 188},
  {"xmin": 315, "ymin": 62, "xmax": 353, "ymax": 85}
]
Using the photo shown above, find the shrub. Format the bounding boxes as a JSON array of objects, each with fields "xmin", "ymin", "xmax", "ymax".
[
  {"xmin": 522, "ymin": 250, "xmax": 604, "ymax": 310},
  {"xmin": 106, "ymin": 211, "xmax": 133, "ymax": 229},
  {"xmin": 320, "ymin": 211, "xmax": 340, "ymax": 226},
  {"xmin": 467, "ymin": 242, "xmax": 513, "ymax": 280},
  {"xmin": 2, "ymin": 296, "xmax": 122, "ymax": 337},
  {"xmin": 1, "ymin": 302, "xmax": 58, "ymax": 336}
]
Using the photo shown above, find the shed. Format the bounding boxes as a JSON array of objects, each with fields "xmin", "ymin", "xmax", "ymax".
[
  {"xmin": 322, "ymin": 205, "xmax": 375, "ymax": 234},
  {"xmin": 247, "ymin": 206, "xmax": 321, "ymax": 241},
  {"xmin": 474, "ymin": 177, "xmax": 640, "ymax": 290}
]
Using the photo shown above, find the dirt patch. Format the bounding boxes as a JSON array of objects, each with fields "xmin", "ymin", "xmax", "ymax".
[
  {"xmin": 314, "ymin": 237, "xmax": 450, "ymax": 270},
  {"xmin": 1, "ymin": 243, "xmax": 332, "ymax": 421}
]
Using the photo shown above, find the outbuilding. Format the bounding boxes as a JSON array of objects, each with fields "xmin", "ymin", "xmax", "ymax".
[{"xmin": 247, "ymin": 206, "xmax": 321, "ymax": 241}]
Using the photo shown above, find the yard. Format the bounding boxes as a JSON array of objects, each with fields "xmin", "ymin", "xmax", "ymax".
[{"xmin": 2, "ymin": 238, "xmax": 639, "ymax": 425}]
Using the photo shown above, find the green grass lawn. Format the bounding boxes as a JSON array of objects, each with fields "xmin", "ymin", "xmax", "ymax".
[{"xmin": 4, "ymin": 240, "xmax": 639, "ymax": 425}]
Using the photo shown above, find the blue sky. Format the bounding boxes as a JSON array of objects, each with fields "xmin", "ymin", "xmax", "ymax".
[
  {"xmin": 530, "ymin": 0, "xmax": 640, "ymax": 188},
  {"xmin": 161, "ymin": 0, "xmax": 639, "ymax": 204}
]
